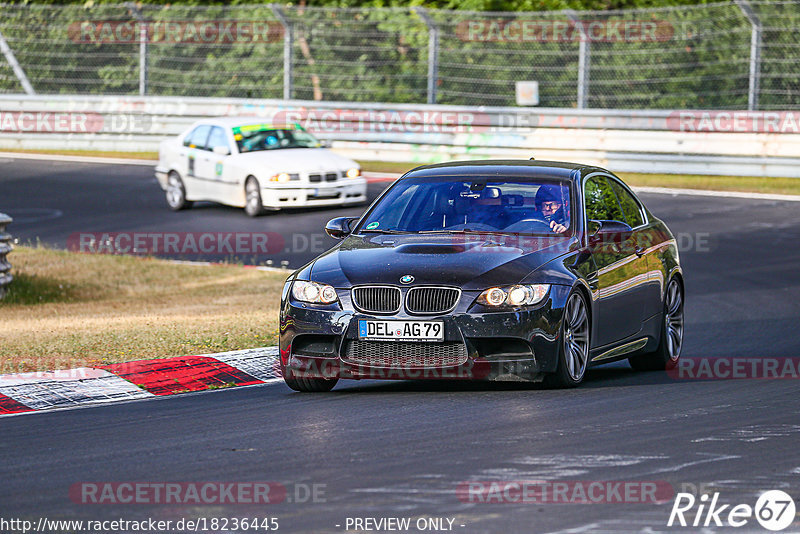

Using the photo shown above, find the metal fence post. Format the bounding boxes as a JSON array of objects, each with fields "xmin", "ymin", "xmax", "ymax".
[
  {"xmin": 414, "ymin": 7, "xmax": 439, "ymax": 105},
  {"xmin": 126, "ymin": 3, "xmax": 148, "ymax": 96},
  {"xmin": 271, "ymin": 5, "xmax": 294, "ymax": 101},
  {"xmin": 736, "ymin": 0, "xmax": 762, "ymax": 111},
  {"xmin": 0, "ymin": 213, "xmax": 13, "ymax": 299},
  {"xmin": 0, "ymin": 29, "xmax": 35, "ymax": 95},
  {"xmin": 567, "ymin": 11, "xmax": 590, "ymax": 109}
]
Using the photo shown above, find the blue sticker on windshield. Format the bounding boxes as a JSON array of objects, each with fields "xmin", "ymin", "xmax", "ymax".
[
  {"xmin": 266, "ymin": 136, "xmax": 278, "ymax": 146},
  {"xmin": 366, "ymin": 222, "xmax": 380, "ymax": 229}
]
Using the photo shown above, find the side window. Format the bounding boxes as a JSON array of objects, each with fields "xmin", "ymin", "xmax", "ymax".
[
  {"xmin": 207, "ymin": 127, "xmax": 230, "ymax": 154},
  {"xmin": 183, "ymin": 125, "xmax": 212, "ymax": 150},
  {"xmin": 584, "ymin": 176, "xmax": 624, "ymax": 222},
  {"xmin": 608, "ymin": 179, "xmax": 645, "ymax": 228}
]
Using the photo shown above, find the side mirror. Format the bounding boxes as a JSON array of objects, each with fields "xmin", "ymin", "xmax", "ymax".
[
  {"xmin": 588, "ymin": 220, "xmax": 633, "ymax": 245},
  {"xmin": 213, "ymin": 145, "xmax": 230, "ymax": 156},
  {"xmin": 325, "ymin": 217, "xmax": 358, "ymax": 239}
]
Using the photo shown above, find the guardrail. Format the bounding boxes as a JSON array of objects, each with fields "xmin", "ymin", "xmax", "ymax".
[
  {"xmin": 0, "ymin": 213, "xmax": 13, "ymax": 299},
  {"xmin": 1, "ymin": 95, "xmax": 800, "ymax": 177}
]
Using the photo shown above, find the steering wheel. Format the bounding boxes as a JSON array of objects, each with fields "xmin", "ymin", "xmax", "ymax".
[{"xmin": 503, "ymin": 219, "xmax": 555, "ymax": 233}]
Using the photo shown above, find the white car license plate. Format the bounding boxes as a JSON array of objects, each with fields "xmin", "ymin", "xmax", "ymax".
[{"xmin": 358, "ymin": 320, "xmax": 444, "ymax": 342}]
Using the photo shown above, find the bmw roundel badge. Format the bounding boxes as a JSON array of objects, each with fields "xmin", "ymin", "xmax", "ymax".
[{"xmin": 400, "ymin": 275, "xmax": 414, "ymax": 284}]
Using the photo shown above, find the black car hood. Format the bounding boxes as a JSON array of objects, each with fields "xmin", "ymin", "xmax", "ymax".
[{"xmin": 310, "ymin": 233, "xmax": 576, "ymax": 290}]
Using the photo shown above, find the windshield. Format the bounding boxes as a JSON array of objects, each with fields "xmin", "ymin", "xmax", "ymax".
[
  {"xmin": 232, "ymin": 124, "xmax": 321, "ymax": 153},
  {"xmin": 357, "ymin": 176, "xmax": 573, "ymax": 236}
]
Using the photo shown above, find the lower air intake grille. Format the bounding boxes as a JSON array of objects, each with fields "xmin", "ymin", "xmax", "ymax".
[
  {"xmin": 352, "ymin": 286, "xmax": 401, "ymax": 314},
  {"xmin": 343, "ymin": 340, "xmax": 468, "ymax": 368}
]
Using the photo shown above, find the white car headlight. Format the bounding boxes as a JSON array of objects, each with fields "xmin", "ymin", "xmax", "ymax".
[
  {"xmin": 477, "ymin": 284, "xmax": 549, "ymax": 307},
  {"xmin": 346, "ymin": 168, "xmax": 361, "ymax": 179},
  {"xmin": 292, "ymin": 281, "xmax": 338, "ymax": 304}
]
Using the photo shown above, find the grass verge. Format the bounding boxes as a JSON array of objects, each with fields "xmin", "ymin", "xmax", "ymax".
[
  {"xmin": 0, "ymin": 246, "xmax": 286, "ymax": 373},
  {"xmin": 357, "ymin": 161, "xmax": 800, "ymax": 196},
  {"xmin": 0, "ymin": 148, "xmax": 158, "ymax": 160}
]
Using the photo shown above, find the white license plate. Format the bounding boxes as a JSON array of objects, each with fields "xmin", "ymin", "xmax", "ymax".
[{"xmin": 358, "ymin": 320, "xmax": 444, "ymax": 342}]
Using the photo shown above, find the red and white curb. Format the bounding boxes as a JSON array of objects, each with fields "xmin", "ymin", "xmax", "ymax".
[{"xmin": 0, "ymin": 347, "xmax": 281, "ymax": 417}]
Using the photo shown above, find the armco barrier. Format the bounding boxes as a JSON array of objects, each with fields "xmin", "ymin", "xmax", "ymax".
[
  {"xmin": 0, "ymin": 213, "xmax": 12, "ymax": 299},
  {"xmin": 1, "ymin": 95, "xmax": 800, "ymax": 177}
]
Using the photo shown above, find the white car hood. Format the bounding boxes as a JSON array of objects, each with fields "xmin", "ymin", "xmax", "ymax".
[{"xmin": 233, "ymin": 148, "xmax": 357, "ymax": 173}]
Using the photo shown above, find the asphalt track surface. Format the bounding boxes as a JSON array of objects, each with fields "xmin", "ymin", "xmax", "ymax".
[{"xmin": 2, "ymin": 158, "xmax": 800, "ymax": 533}]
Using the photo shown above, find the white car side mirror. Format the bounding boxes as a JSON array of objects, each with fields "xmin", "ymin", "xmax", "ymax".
[{"xmin": 213, "ymin": 146, "xmax": 230, "ymax": 156}]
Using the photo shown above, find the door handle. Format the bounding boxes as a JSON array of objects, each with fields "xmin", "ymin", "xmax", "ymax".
[{"xmin": 635, "ymin": 246, "xmax": 645, "ymax": 257}]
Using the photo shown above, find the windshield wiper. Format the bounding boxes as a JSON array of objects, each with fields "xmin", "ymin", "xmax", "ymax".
[{"xmin": 417, "ymin": 229, "xmax": 504, "ymax": 235}]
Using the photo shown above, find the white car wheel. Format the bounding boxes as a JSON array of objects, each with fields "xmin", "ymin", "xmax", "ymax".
[
  {"xmin": 245, "ymin": 177, "xmax": 266, "ymax": 217},
  {"xmin": 166, "ymin": 172, "xmax": 192, "ymax": 211}
]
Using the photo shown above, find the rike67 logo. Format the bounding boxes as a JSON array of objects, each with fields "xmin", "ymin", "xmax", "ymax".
[{"xmin": 668, "ymin": 490, "xmax": 796, "ymax": 531}]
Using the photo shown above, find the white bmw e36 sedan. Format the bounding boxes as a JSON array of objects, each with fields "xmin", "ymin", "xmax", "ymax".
[{"xmin": 155, "ymin": 117, "xmax": 367, "ymax": 216}]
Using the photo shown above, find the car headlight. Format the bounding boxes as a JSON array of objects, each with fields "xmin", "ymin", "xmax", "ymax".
[
  {"xmin": 477, "ymin": 284, "xmax": 549, "ymax": 307},
  {"xmin": 346, "ymin": 168, "xmax": 361, "ymax": 179},
  {"xmin": 292, "ymin": 281, "xmax": 338, "ymax": 304}
]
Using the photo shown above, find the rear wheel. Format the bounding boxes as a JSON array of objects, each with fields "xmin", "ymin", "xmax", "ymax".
[
  {"xmin": 283, "ymin": 372, "xmax": 338, "ymax": 392},
  {"xmin": 544, "ymin": 290, "xmax": 590, "ymax": 388},
  {"xmin": 166, "ymin": 172, "xmax": 193, "ymax": 211},
  {"xmin": 244, "ymin": 177, "xmax": 266, "ymax": 217},
  {"xmin": 629, "ymin": 277, "xmax": 684, "ymax": 371}
]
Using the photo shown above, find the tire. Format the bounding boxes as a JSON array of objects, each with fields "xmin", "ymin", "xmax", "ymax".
[
  {"xmin": 244, "ymin": 177, "xmax": 266, "ymax": 217},
  {"xmin": 283, "ymin": 372, "xmax": 338, "ymax": 393},
  {"xmin": 629, "ymin": 277, "xmax": 684, "ymax": 371},
  {"xmin": 166, "ymin": 172, "xmax": 193, "ymax": 211},
  {"xmin": 544, "ymin": 289, "xmax": 591, "ymax": 388}
]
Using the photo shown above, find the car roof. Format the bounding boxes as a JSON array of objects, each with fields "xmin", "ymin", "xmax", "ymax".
[
  {"xmin": 402, "ymin": 159, "xmax": 608, "ymax": 181},
  {"xmin": 193, "ymin": 116, "xmax": 300, "ymax": 129}
]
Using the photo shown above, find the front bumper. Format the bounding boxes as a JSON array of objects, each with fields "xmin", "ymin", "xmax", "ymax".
[
  {"xmin": 261, "ymin": 178, "xmax": 367, "ymax": 209},
  {"xmin": 155, "ymin": 167, "xmax": 169, "ymax": 190},
  {"xmin": 278, "ymin": 285, "xmax": 571, "ymax": 382}
]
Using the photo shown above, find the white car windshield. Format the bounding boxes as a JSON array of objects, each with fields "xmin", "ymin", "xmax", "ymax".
[{"xmin": 233, "ymin": 125, "xmax": 321, "ymax": 153}]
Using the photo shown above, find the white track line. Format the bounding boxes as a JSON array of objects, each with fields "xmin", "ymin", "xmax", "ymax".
[{"xmin": 631, "ymin": 185, "xmax": 800, "ymax": 202}]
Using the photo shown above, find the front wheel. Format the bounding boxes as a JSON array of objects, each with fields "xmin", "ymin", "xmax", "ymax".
[
  {"xmin": 244, "ymin": 177, "xmax": 266, "ymax": 217},
  {"xmin": 544, "ymin": 290, "xmax": 591, "ymax": 388},
  {"xmin": 283, "ymin": 373, "xmax": 338, "ymax": 393},
  {"xmin": 166, "ymin": 172, "xmax": 193, "ymax": 211},
  {"xmin": 629, "ymin": 277, "xmax": 684, "ymax": 371}
]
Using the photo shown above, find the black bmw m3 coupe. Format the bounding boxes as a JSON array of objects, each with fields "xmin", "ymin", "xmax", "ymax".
[{"xmin": 279, "ymin": 160, "xmax": 684, "ymax": 391}]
